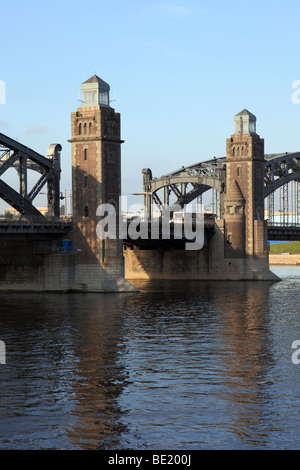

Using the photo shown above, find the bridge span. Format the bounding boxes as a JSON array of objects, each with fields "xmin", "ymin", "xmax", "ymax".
[
  {"xmin": 0, "ymin": 86, "xmax": 297, "ymax": 289},
  {"xmin": 0, "ymin": 132, "xmax": 62, "ymax": 219},
  {"xmin": 141, "ymin": 152, "xmax": 300, "ymax": 227}
]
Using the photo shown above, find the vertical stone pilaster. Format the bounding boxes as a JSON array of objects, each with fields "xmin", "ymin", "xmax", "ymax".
[
  {"xmin": 224, "ymin": 110, "xmax": 266, "ymax": 258},
  {"xmin": 68, "ymin": 75, "xmax": 135, "ymax": 292}
]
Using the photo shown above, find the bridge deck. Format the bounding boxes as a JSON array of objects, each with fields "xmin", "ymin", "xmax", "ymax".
[
  {"xmin": 267, "ymin": 223, "xmax": 300, "ymax": 241},
  {"xmin": 124, "ymin": 216, "xmax": 300, "ymax": 247},
  {"xmin": 0, "ymin": 218, "xmax": 72, "ymax": 235}
]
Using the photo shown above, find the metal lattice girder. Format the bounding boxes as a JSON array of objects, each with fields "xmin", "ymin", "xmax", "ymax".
[
  {"xmin": 0, "ymin": 179, "xmax": 43, "ymax": 217},
  {"xmin": 264, "ymin": 152, "xmax": 300, "ymax": 197},
  {"xmin": 142, "ymin": 158, "xmax": 226, "ymax": 213},
  {"xmin": 143, "ymin": 152, "xmax": 300, "ymax": 214},
  {"xmin": 27, "ymin": 170, "xmax": 53, "ymax": 202},
  {"xmin": 0, "ymin": 151, "xmax": 21, "ymax": 177},
  {"xmin": 268, "ymin": 192, "xmax": 274, "ymax": 224},
  {"xmin": 0, "ymin": 133, "xmax": 61, "ymax": 219}
]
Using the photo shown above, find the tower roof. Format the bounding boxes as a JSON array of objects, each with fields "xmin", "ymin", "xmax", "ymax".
[
  {"xmin": 80, "ymin": 74, "xmax": 110, "ymax": 107},
  {"xmin": 233, "ymin": 109, "xmax": 257, "ymax": 134},
  {"xmin": 82, "ymin": 75, "xmax": 110, "ymax": 89},
  {"xmin": 235, "ymin": 109, "xmax": 256, "ymax": 121},
  {"xmin": 225, "ymin": 180, "xmax": 245, "ymax": 201}
]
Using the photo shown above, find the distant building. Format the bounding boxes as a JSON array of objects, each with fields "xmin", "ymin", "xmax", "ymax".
[{"xmin": 4, "ymin": 205, "xmax": 66, "ymax": 217}]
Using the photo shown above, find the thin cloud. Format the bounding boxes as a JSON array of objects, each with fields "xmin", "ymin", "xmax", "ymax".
[
  {"xmin": 0, "ymin": 120, "xmax": 9, "ymax": 129},
  {"xmin": 26, "ymin": 125, "xmax": 46, "ymax": 134},
  {"xmin": 154, "ymin": 3, "xmax": 192, "ymax": 18}
]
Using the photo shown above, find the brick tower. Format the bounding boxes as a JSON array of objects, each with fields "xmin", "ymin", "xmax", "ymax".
[
  {"xmin": 224, "ymin": 109, "xmax": 266, "ymax": 258},
  {"xmin": 69, "ymin": 75, "xmax": 135, "ymax": 291}
]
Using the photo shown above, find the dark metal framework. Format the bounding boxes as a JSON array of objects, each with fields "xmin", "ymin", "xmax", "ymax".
[
  {"xmin": 142, "ymin": 158, "xmax": 226, "ymax": 216},
  {"xmin": 0, "ymin": 133, "xmax": 61, "ymax": 219},
  {"xmin": 264, "ymin": 152, "xmax": 300, "ymax": 197},
  {"xmin": 143, "ymin": 153, "xmax": 300, "ymax": 223}
]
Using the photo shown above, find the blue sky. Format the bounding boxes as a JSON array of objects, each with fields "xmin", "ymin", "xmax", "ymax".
[{"xmin": 1, "ymin": 0, "xmax": 300, "ymax": 210}]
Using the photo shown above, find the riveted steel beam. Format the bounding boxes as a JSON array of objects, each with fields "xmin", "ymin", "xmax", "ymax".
[{"xmin": 0, "ymin": 133, "xmax": 61, "ymax": 219}]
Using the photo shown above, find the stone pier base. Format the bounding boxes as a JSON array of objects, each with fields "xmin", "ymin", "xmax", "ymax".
[
  {"xmin": 0, "ymin": 252, "xmax": 136, "ymax": 293},
  {"xmin": 124, "ymin": 246, "xmax": 279, "ymax": 281}
]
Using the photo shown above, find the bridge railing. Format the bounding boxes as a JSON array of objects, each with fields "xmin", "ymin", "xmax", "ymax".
[
  {"xmin": 267, "ymin": 221, "xmax": 300, "ymax": 228},
  {"xmin": 0, "ymin": 214, "xmax": 72, "ymax": 222},
  {"xmin": 0, "ymin": 215, "xmax": 73, "ymax": 233}
]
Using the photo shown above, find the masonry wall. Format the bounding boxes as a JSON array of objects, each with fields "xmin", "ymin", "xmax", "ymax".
[
  {"xmin": 0, "ymin": 237, "xmax": 68, "ymax": 291},
  {"xmin": 225, "ymin": 132, "xmax": 265, "ymax": 257},
  {"xmin": 68, "ymin": 103, "xmax": 136, "ymax": 292},
  {"xmin": 124, "ymin": 247, "xmax": 277, "ymax": 281},
  {"xmin": 124, "ymin": 221, "xmax": 279, "ymax": 282},
  {"xmin": 124, "ymin": 246, "xmax": 210, "ymax": 280},
  {"xmin": 269, "ymin": 254, "xmax": 300, "ymax": 265},
  {"xmin": 0, "ymin": 235, "xmax": 136, "ymax": 292}
]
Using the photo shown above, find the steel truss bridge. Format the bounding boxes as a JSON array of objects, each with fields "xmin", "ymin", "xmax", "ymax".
[
  {"xmin": 141, "ymin": 152, "xmax": 300, "ymax": 241},
  {"xmin": 0, "ymin": 132, "xmax": 71, "ymax": 235},
  {"xmin": 0, "ymin": 132, "xmax": 63, "ymax": 219},
  {"xmin": 0, "ymin": 131, "xmax": 299, "ymax": 240}
]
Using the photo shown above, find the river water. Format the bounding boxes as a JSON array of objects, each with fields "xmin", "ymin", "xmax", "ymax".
[{"xmin": 0, "ymin": 266, "xmax": 300, "ymax": 450}]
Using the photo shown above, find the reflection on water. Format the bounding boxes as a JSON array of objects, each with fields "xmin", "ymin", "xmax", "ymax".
[{"xmin": 0, "ymin": 266, "xmax": 300, "ymax": 449}]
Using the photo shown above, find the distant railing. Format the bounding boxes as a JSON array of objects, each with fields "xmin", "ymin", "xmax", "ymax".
[
  {"xmin": 267, "ymin": 221, "xmax": 300, "ymax": 228},
  {"xmin": 0, "ymin": 215, "xmax": 73, "ymax": 223},
  {"xmin": 0, "ymin": 216, "xmax": 73, "ymax": 233}
]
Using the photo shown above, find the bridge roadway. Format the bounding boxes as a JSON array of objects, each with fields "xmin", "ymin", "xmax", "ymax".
[
  {"xmin": 123, "ymin": 216, "xmax": 300, "ymax": 248},
  {"xmin": 124, "ymin": 217, "xmax": 213, "ymax": 249},
  {"xmin": 267, "ymin": 222, "xmax": 300, "ymax": 241},
  {"xmin": 0, "ymin": 215, "xmax": 298, "ymax": 245},
  {"xmin": 0, "ymin": 217, "xmax": 72, "ymax": 237}
]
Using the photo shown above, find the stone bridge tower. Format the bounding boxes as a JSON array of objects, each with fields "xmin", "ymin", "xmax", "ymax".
[
  {"xmin": 224, "ymin": 109, "xmax": 267, "ymax": 258},
  {"xmin": 69, "ymin": 75, "xmax": 135, "ymax": 292}
]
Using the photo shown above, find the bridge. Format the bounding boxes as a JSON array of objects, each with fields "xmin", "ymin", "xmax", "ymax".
[
  {"xmin": 0, "ymin": 132, "xmax": 61, "ymax": 219},
  {"xmin": 0, "ymin": 87, "xmax": 299, "ymax": 289},
  {"xmin": 0, "ymin": 132, "xmax": 72, "ymax": 236},
  {"xmin": 140, "ymin": 152, "xmax": 300, "ymax": 241},
  {"xmin": 0, "ymin": 129, "xmax": 299, "ymax": 241}
]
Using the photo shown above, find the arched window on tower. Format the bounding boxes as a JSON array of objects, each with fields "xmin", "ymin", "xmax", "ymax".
[
  {"xmin": 241, "ymin": 146, "xmax": 244, "ymax": 156},
  {"xmin": 84, "ymin": 123, "xmax": 87, "ymax": 135},
  {"xmin": 79, "ymin": 123, "xmax": 82, "ymax": 135},
  {"xmin": 233, "ymin": 147, "xmax": 236, "ymax": 156},
  {"xmin": 237, "ymin": 147, "xmax": 240, "ymax": 156},
  {"xmin": 89, "ymin": 122, "xmax": 92, "ymax": 134},
  {"xmin": 256, "ymin": 208, "xmax": 262, "ymax": 220}
]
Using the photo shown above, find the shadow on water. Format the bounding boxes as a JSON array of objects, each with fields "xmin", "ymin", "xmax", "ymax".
[
  {"xmin": 0, "ymin": 292, "xmax": 133, "ymax": 449},
  {"xmin": 0, "ymin": 270, "xmax": 299, "ymax": 449},
  {"xmin": 118, "ymin": 279, "xmax": 280, "ymax": 449}
]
